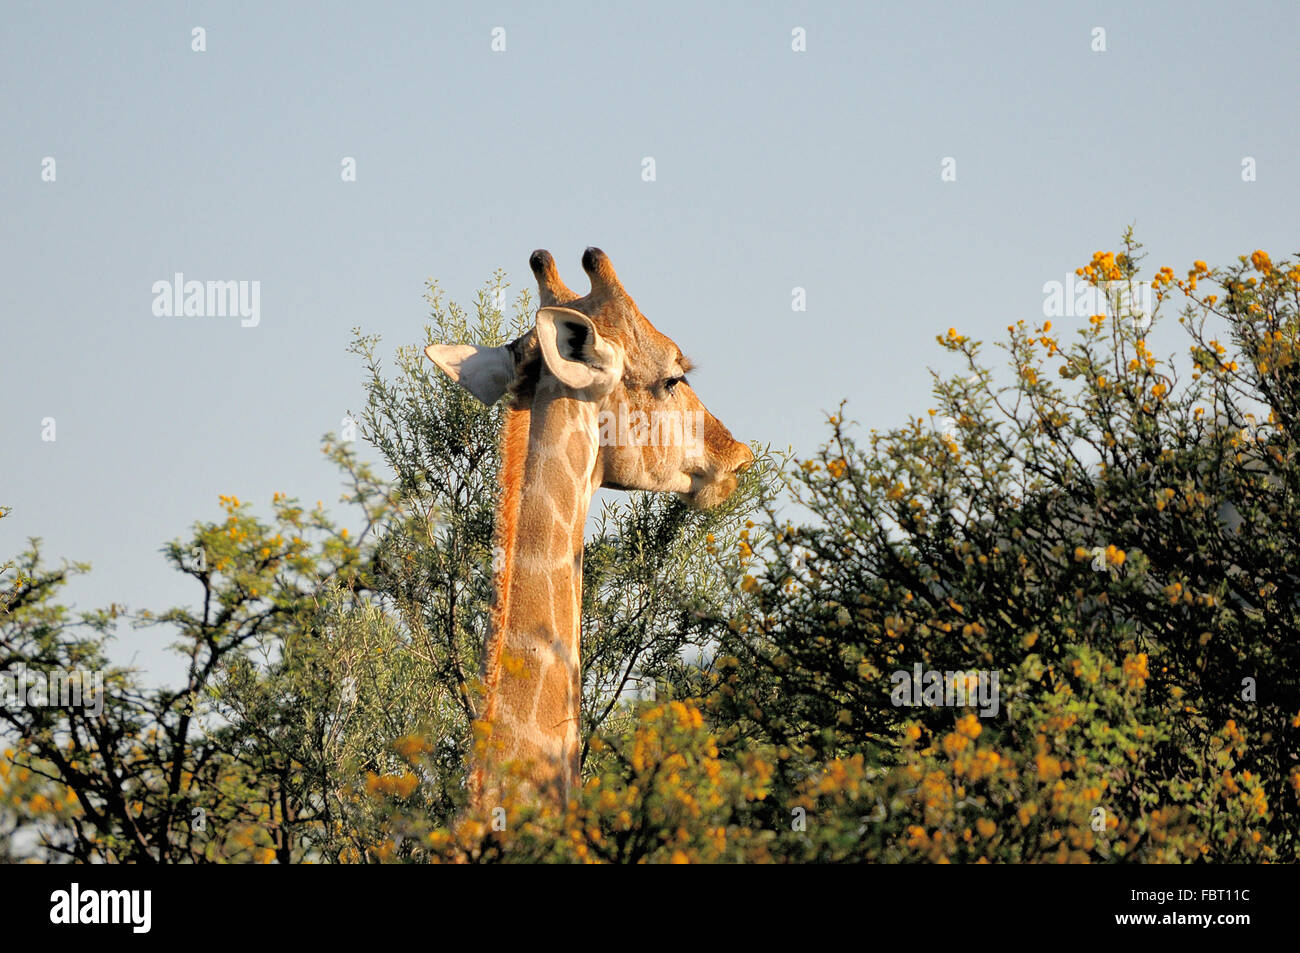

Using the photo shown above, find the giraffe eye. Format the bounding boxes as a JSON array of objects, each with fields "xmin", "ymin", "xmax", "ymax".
[{"xmin": 664, "ymin": 375, "xmax": 687, "ymax": 394}]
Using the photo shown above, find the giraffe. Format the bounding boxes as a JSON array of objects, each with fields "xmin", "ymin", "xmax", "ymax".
[{"xmin": 425, "ymin": 247, "xmax": 752, "ymax": 814}]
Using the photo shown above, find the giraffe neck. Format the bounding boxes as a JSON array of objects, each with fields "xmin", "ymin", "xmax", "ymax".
[{"xmin": 472, "ymin": 393, "xmax": 600, "ymax": 811}]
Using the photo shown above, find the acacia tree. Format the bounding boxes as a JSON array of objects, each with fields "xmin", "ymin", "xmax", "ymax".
[
  {"xmin": 11, "ymin": 239, "xmax": 1294, "ymax": 864},
  {"xmin": 700, "ymin": 233, "xmax": 1300, "ymax": 861},
  {"xmin": 0, "ymin": 273, "xmax": 768, "ymax": 862},
  {"xmin": 0, "ymin": 441, "xmax": 385, "ymax": 862}
]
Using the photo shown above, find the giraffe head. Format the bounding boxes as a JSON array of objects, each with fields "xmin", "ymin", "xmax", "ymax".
[{"xmin": 427, "ymin": 247, "xmax": 752, "ymax": 508}]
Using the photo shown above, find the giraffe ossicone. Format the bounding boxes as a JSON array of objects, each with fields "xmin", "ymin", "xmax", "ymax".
[{"xmin": 425, "ymin": 247, "xmax": 752, "ymax": 815}]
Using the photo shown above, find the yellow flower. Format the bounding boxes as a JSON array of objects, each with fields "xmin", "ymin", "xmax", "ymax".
[
  {"xmin": 366, "ymin": 771, "xmax": 419, "ymax": 799},
  {"xmin": 956, "ymin": 713, "xmax": 983, "ymax": 739},
  {"xmin": 1122, "ymin": 653, "xmax": 1149, "ymax": 689},
  {"xmin": 1035, "ymin": 752, "xmax": 1062, "ymax": 782},
  {"xmin": 393, "ymin": 735, "xmax": 432, "ymax": 760}
]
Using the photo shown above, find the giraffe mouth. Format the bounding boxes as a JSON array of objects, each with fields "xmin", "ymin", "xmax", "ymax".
[{"xmin": 681, "ymin": 468, "xmax": 740, "ymax": 509}]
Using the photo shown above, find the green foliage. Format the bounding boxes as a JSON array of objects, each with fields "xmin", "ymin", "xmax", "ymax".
[
  {"xmin": 5, "ymin": 238, "xmax": 1297, "ymax": 862},
  {"xmin": 705, "ymin": 233, "xmax": 1300, "ymax": 861},
  {"xmin": 0, "ymin": 271, "xmax": 770, "ymax": 862},
  {"xmin": 0, "ymin": 443, "xmax": 386, "ymax": 861}
]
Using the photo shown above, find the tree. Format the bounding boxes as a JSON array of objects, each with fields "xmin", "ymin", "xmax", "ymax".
[
  {"xmin": 9, "ymin": 237, "xmax": 1295, "ymax": 863},
  {"xmin": 0, "ymin": 272, "xmax": 769, "ymax": 862},
  {"xmin": 706, "ymin": 233, "xmax": 1300, "ymax": 861}
]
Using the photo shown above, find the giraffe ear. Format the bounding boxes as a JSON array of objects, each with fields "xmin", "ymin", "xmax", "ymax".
[
  {"xmin": 424, "ymin": 343, "xmax": 514, "ymax": 404},
  {"xmin": 535, "ymin": 307, "xmax": 622, "ymax": 393}
]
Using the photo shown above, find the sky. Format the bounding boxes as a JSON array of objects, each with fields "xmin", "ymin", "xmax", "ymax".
[{"xmin": 2, "ymin": 0, "xmax": 1298, "ymax": 685}]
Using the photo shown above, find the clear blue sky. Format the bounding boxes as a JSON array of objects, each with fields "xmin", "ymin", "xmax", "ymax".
[{"xmin": 3, "ymin": 0, "xmax": 1297, "ymax": 684}]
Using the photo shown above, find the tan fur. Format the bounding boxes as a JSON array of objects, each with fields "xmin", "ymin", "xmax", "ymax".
[
  {"xmin": 445, "ymin": 248, "xmax": 752, "ymax": 816},
  {"xmin": 469, "ymin": 403, "xmax": 530, "ymax": 806}
]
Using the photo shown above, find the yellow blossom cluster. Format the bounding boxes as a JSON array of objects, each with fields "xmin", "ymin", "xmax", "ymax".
[{"xmin": 1078, "ymin": 251, "xmax": 1124, "ymax": 283}]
